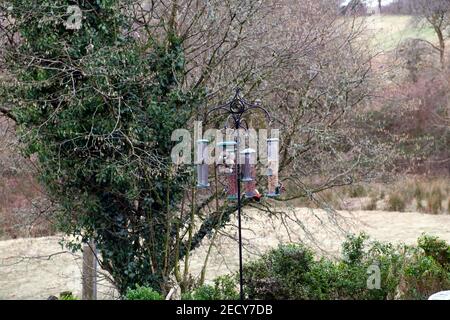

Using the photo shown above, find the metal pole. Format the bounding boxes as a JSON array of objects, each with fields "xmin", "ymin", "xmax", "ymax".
[
  {"xmin": 237, "ymin": 171, "xmax": 244, "ymax": 300},
  {"xmin": 205, "ymin": 88, "xmax": 271, "ymax": 300},
  {"xmin": 235, "ymin": 120, "xmax": 244, "ymax": 300}
]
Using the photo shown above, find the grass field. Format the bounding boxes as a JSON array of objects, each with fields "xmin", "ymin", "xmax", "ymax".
[{"xmin": 364, "ymin": 15, "xmax": 436, "ymax": 52}]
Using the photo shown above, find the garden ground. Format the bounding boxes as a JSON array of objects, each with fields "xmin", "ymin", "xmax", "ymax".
[{"xmin": 1, "ymin": 208, "xmax": 450, "ymax": 300}]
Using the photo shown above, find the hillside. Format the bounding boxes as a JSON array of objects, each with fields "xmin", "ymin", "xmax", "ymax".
[{"xmin": 365, "ymin": 15, "xmax": 436, "ymax": 51}]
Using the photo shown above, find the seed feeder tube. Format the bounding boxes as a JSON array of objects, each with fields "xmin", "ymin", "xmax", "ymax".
[
  {"xmin": 196, "ymin": 139, "xmax": 210, "ymax": 188},
  {"xmin": 240, "ymin": 148, "xmax": 258, "ymax": 198},
  {"xmin": 266, "ymin": 138, "xmax": 280, "ymax": 197},
  {"xmin": 217, "ymin": 141, "xmax": 238, "ymax": 200}
]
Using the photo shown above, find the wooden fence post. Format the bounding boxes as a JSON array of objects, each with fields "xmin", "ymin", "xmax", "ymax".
[{"xmin": 82, "ymin": 241, "xmax": 97, "ymax": 300}]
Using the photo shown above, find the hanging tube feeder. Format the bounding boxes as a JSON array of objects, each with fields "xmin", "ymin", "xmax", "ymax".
[
  {"xmin": 266, "ymin": 138, "xmax": 280, "ymax": 197},
  {"xmin": 196, "ymin": 139, "xmax": 210, "ymax": 188},
  {"xmin": 240, "ymin": 148, "xmax": 258, "ymax": 198},
  {"xmin": 217, "ymin": 141, "xmax": 238, "ymax": 200}
]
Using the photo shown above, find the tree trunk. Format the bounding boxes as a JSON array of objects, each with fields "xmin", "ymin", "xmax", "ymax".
[
  {"xmin": 435, "ymin": 27, "xmax": 445, "ymax": 69},
  {"xmin": 82, "ymin": 241, "xmax": 97, "ymax": 300}
]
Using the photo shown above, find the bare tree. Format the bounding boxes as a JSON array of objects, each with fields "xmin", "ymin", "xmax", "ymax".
[
  {"xmin": 0, "ymin": 0, "xmax": 379, "ymax": 293},
  {"xmin": 412, "ymin": 0, "xmax": 450, "ymax": 68}
]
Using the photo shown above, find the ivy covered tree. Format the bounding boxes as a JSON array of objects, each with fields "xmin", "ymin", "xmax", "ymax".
[
  {"xmin": 0, "ymin": 0, "xmax": 203, "ymax": 295},
  {"xmin": 1, "ymin": 0, "xmax": 378, "ymax": 298}
]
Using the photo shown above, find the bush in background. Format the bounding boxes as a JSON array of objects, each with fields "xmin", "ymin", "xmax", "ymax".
[
  {"xmin": 182, "ymin": 275, "xmax": 239, "ymax": 300},
  {"xmin": 59, "ymin": 291, "xmax": 78, "ymax": 300},
  {"xmin": 126, "ymin": 234, "xmax": 450, "ymax": 300},
  {"xmin": 417, "ymin": 235, "xmax": 450, "ymax": 269},
  {"xmin": 240, "ymin": 234, "xmax": 450, "ymax": 300},
  {"xmin": 125, "ymin": 285, "xmax": 163, "ymax": 300},
  {"xmin": 243, "ymin": 244, "xmax": 317, "ymax": 300}
]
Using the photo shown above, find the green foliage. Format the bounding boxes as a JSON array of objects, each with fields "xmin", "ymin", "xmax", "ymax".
[
  {"xmin": 395, "ymin": 235, "xmax": 450, "ymax": 299},
  {"xmin": 417, "ymin": 234, "xmax": 450, "ymax": 269},
  {"xmin": 342, "ymin": 233, "xmax": 369, "ymax": 264},
  {"xmin": 182, "ymin": 275, "xmax": 239, "ymax": 300},
  {"xmin": 0, "ymin": 0, "xmax": 204, "ymax": 295},
  {"xmin": 125, "ymin": 285, "xmax": 163, "ymax": 300},
  {"xmin": 59, "ymin": 291, "xmax": 78, "ymax": 300},
  {"xmin": 243, "ymin": 244, "xmax": 317, "ymax": 300},
  {"xmin": 241, "ymin": 234, "xmax": 450, "ymax": 300},
  {"xmin": 342, "ymin": 237, "xmax": 402, "ymax": 300},
  {"xmin": 400, "ymin": 249, "xmax": 450, "ymax": 299},
  {"xmin": 327, "ymin": 235, "xmax": 401, "ymax": 300},
  {"xmin": 388, "ymin": 193, "xmax": 406, "ymax": 212},
  {"xmin": 174, "ymin": 234, "xmax": 450, "ymax": 301}
]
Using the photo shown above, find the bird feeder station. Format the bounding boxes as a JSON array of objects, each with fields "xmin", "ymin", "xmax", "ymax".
[
  {"xmin": 266, "ymin": 138, "xmax": 280, "ymax": 197},
  {"xmin": 196, "ymin": 139, "xmax": 210, "ymax": 188},
  {"xmin": 202, "ymin": 88, "xmax": 273, "ymax": 301},
  {"xmin": 240, "ymin": 148, "xmax": 258, "ymax": 198},
  {"xmin": 217, "ymin": 140, "xmax": 238, "ymax": 200}
]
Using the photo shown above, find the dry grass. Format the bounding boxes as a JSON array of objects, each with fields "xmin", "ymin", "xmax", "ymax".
[
  {"xmin": 373, "ymin": 177, "xmax": 450, "ymax": 214},
  {"xmin": 287, "ymin": 176, "xmax": 450, "ymax": 214},
  {"xmin": 387, "ymin": 193, "xmax": 406, "ymax": 212}
]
